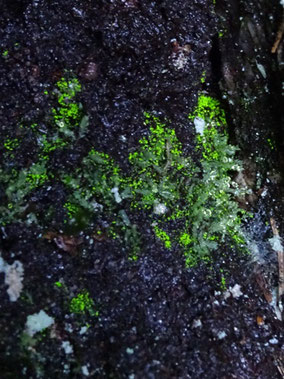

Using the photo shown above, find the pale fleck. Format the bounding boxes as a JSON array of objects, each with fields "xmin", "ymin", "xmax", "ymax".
[{"xmin": 62, "ymin": 340, "xmax": 74, "ymax": 355}]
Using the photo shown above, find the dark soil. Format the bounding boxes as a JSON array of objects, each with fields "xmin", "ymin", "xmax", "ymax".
[{"xmin": 0, "ymin": 0, "xmax": 283, "ymax": 378}]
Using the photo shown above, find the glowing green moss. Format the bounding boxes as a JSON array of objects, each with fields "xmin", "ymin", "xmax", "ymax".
[
  {"xmin": 25, "ymin": 162, "xmax": 49, "ymax": 189},
  {"xmin": 0, "ymin": 76, "xmax": 249, "ymax": 269},
  {"xmin": 39, "ymin": 136, "xmax": 67, "ymax": 160},
  {"xmin": 70, "ymin": 291, "xmax": 96, "ymax": 316},
  {"xmin": 189, "ymin": 95, "xmax": 227, "ymax": 126},
  {"xmin": 200, "ymin": 71, "xmax": 206, "ymax": 84},
  {"xmin": 4, "ymin": 138, "xmax": 20, "ymax": 151},
  {"xmin": 179, "ymin": 232, "xmax": 193, "ymax": 246},
  {"xmin": 267, "ymin": 138, "xmax": 275, "ymax": 150},
  {"xmin": 64, "ymin": 202, "xmax": 80, "ymax": 219},
  {"xmin": 52, "ymin": 77, "xmax": 82, "ymax": 130},
  {"xmin": 128, "ymin": 112, "xmax": 190, "ymax": 211},
  {"xmin": 153, "ymin": 225, "xmax": 172, "ymax": 249}
]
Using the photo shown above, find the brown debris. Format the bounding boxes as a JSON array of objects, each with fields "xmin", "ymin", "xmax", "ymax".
[
  {"xmin": 274, "ymin": 353, "xmax": 284, "ymax": 377},
  {"xmin": 271, "ymin": 12, "xmax": 284, "ymax": 54},
  {"xmin": 43, "ymin": 231, "xmax": 83, "ymax": 255},
  {"xmin": 254, "ymin": 269, "xmax": 273, "ymax": 303},
  {"xmin": 256, "ymin": 315, "xmax": 264, "ymax": 326},
  {"xmin": 270, "ymin": 218, "xmax": 284, "ymax": 301}
]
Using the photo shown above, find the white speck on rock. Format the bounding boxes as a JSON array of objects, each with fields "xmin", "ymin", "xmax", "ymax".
[
  {"xmin": 269, "ymin": 337, "xmax": 279, "ymax": 344},
  {"xmin": 224, "ymin": 290, "xmax": 231, "ymax": 299},
  {"xmin": 111, "ymin": 187, "xmax": 122, "ymax": 203},
  {"xmin": 217, "ymin": 331, "xmax": 227, "ymax": 340},
  {"xmin": 153, "ymin": 203, "xmax": 167, "ymax": 215},
  {"xmin": 62, "ymin": 340, "xmax": 74, "ymax": 355},
  {"xmin": 79, "ymin": 326, "xmax": 88, "ymax": 335},
  {"xmin": 126, "ymin": 347, "xmax": 134, "ymax": 355},
  {"xmin": 224, "ymin": 284, "xmax": 243, "ymax": 299},
  {"xmin": 192, "ymin": 319, "xmax": 202, "ymax": 328},
  {"xmin": 64, "ymin": 323, "xmax": 74, "ymax": 333},
  {"xmin": 81, "ymin": 365, "xmax": 90, "ymax": 376},
  {"xmin": 230, "ymin": 284, "xmax": 243, "ymax": 298}
]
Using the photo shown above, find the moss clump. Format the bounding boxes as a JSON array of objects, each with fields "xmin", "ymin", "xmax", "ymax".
[
  {"xmin": 69, "ymin": 291, "xmax": 97, "ymax": 316},
  {"xmin": 153, "ymin": 225, "xmax": 172, "ymax": 249},
  {"xmin": 0, "ymin": 75, "xmax": 84, "ymax": 226},
  {"xmin": 62, "ymin": 148, "xmax": 124, "ymax": 218},
  {"xmin": 0, "ymin": 80, "xmax": 249, "ymax": 267},
  {"xmin": 52, "ymin": 77, "xmax": 82, "ymax": 131},
  {"xmin": 128, "ymin": 112, "xmax": 192, "ymax": 211},
  {"xmin": 39, "ymin": 135, "xmax": 67, "ymax": 160},
  {"xmin": 125, "ymin": 96, "xmax": 248, "ymax": 266},
  {"xmin": 4, "ymin": 138, "xmax": 20, "ymax": 151}
]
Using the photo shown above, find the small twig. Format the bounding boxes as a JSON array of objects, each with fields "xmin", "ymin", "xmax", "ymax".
[
  {"xmin": 271, "ymin": 11, "xmax": 284, "ymax": 54},
  {"xmin": 270, "ymin": 218, "xmax": 284, "ymax": 300},
  {"xmin": 274, "ymin": 354, "xmax": 284, "ymax": 377}
]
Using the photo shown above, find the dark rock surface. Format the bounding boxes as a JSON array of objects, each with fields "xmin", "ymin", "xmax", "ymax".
[{"xmin": 0, "ymin": 0, "xmax": 283, "ymax": 378}]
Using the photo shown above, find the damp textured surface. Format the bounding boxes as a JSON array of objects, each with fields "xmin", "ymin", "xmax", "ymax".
[{"xmin": 0, "ymin": 0, "xmax": 283, "ymax": 378}]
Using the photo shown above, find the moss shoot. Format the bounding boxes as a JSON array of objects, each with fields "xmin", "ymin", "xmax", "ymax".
[{"xmin": 0, "ymin": 77, "xmax": 249, "ymax": 266}]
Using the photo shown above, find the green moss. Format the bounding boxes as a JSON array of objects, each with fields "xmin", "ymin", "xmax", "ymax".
[
  {"xmin": 189, "ymin": 95, "xmax": 227, "ymax": 126},
  {"xmin": 124, "ymin": 224, "xmax": 141, "ymax": 261},
  {"xmin": 0, "ymin": 74, "xmax": 249, "ymax": 268},
  {"xmin": 267, "ymin": 138, "xmax": 275, "ymax": 151},
  {"xmin": 200, "ymin": 71, "xmax": 206, "ymax": 84},
  {"xmin": 128, "ymin": 112, "xmax": 190, "ymax": 211},
  {"xmin": 70, "ymin": 291, "xmax": 96, "ymax": 316},
  {"xmin": 30, "ymin": 123, "xmax": 38, "ymax": 131},
  {"xmin": 220, "ymin": 275, "xmax": 226, "ymax": 290},
  {"xmin": 4, "ymin": 138, "xmax": 20, "ymax": 151},
  {"xmin": 52, "ymin": 77, "xmax": 82, "ymax": 132},
  {"xmin": 179, "ymin": 232, "xmax": 194, "ymax": 246},
  {"xmin": 39, "ymin": 135, "xmax": 67, "ymax": 160},
  {"xmin": 64, "ymin": 202, "xmax": 80, "ymax": 219},
  {"xmin": 153, "ymin": 225, "xmax": 172, "ymax": 249},
  {"xmin": 62, "ymin": 148, "xmax": 124, "ymax": 215},
  {"xmin": 25, "ymin": 162, "xmax": 49, "ymax": 190}
]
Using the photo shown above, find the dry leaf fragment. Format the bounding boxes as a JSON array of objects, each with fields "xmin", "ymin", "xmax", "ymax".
[
  {"xmin": 256, "ymin": 315, "xmax": 264, "ymax": 326},
  {"xmin": 43, "ymin": 231, "xmax": 83, "ymax": 255},
  {"xmin": 54, "ymin": 235, "xmax": 83, "ymax": 255}
]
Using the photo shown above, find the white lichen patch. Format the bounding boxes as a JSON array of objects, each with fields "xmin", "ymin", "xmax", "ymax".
[
  {"xmin": 25, "ymin": 310, "xmax": 54, "ymax": 336},
  {"xmin": 194, "ymin": 117, "xmax": 206, "ymax": 136},
  {"xmin": 217, "ymin": 330, "xmax": 227, "ymax": 340},
  {"xmin": 111, "ymin": 187, "xmax": 122, "ymax": 203},
  {"xmin": 192, "ymin": 319, "xmax": 202, "ymax": 328},
  {"xmin": 79, "ymin": 326, "xmax": 88, "ymax": 335},
  {"xmin": 81, "ymin": 365, "xmax": 90, "ymax": 376},
  {"xmin": 0, "ymin": 256, "xmax": 24, "ymax": 302},
  {"xmin": 230, "ymin": 284, "xmax": 243, "ymax": 298},
  {"xmin": 153, "ymin": 203, "xmax": 167, "ymax": 215},
  {"xmin": 224, "ymin": 284, "xmax": 243, "ymax": 299}
]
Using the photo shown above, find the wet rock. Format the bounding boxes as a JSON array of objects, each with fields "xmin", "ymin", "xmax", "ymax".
[{"xmin": 80, "ymin": 61, "xmax": 98, "ymax": 81}]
